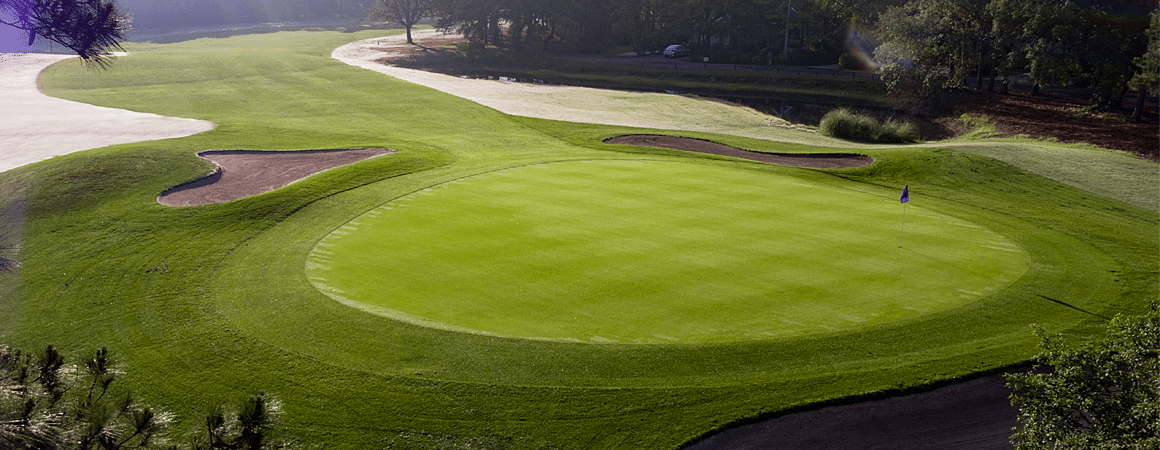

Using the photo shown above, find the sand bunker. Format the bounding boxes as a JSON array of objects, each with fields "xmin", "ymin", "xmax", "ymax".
[
  {"xmin": 331, "ymin": 31, "xmax": 817, "ymax": 144},
  {"xmin": 0, "ymin": 53, "xmax": 214, "ymax": 173},
  {"xmin": 605, "ymin": 135, "xmax": 872, "ymax": 168},
  {"xmin": 158, "ymin": 148, "xmax": 393, "ymax": 206},
  {"xmin": 686, "ymin": 373, "xmax": 1018, "ymax": 450}
]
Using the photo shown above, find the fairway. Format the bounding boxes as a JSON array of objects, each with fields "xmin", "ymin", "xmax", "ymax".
[{"xmin": 309, "ymin": 159, "xmax": 1027, "ymax": 343}]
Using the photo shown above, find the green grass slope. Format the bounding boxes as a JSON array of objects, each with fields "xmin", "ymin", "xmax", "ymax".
[{"xmin": 0, "ymin": 30, "xmax": 1155, "ymax": 449}]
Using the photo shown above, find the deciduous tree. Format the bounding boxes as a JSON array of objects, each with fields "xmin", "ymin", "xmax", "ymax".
[
  {"xmin": 1129, "ymin": 10, "xmax": 1159, "ymax": 123},
  {"xmin": 1006, "ymin": 302, "xmax": 1159, "ymax": 449},
  {"xmin": 368, "ymin": 0, "xmax": 432, "ymax": 45},
  {"xmin": 874, "ymin": 0, "xmax": 992, "ymax": 110}
]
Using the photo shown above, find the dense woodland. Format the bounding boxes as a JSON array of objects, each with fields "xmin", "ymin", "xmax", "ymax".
[{"xmin": 427, "ymin": 0, "xmax": 908, "ymax": 63}]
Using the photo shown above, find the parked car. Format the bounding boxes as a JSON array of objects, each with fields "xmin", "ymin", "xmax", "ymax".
[{"xmin": 663, "ymin": 44, "xmax": 689, "ymax": 58}]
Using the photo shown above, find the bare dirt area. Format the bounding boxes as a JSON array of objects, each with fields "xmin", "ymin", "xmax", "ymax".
[
  {"xmin": 157, "ymin": 148, "xmax": 393, "ymax": 206},
  {"xmin": 940, "ymin": 90, "xmax": 1159, "ymax": 161},
  {"xmin": 606, "ymin": 135, "xmax": 873, "ymax": 168}
]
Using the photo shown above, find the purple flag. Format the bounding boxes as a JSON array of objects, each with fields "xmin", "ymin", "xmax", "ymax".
[{"xmin": 900, "ymin": 185, "xmax": 909, "ymax": 204}]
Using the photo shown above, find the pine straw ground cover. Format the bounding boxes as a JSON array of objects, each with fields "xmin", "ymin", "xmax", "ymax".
[{"xmin": 0, "ymin": 29, "xmax": 1155, "ymax": 449}]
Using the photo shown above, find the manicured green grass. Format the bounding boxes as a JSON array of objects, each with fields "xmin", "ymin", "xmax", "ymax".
[
  {"xmin": 0, "ymin": 29, "xmax": 1154, "ymax": 450},
  {"xmin": 310, "ymin": 159, "xmax": 1026, "ymax": 343}
]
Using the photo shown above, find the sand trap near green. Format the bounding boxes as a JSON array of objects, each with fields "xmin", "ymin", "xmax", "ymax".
[{"xmin": 307, "ymin": 160, "xmax": 1029, "ymax": 344}]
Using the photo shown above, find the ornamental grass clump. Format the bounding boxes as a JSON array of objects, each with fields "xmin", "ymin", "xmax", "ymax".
[{"xmin": 820, "ymin": 108, "xmax": 919, "ymax": 144}]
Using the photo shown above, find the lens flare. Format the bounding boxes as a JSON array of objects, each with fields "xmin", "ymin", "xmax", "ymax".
[{"xmin": 844, "ymin": 21, "xmax": 881, "ymax": 71}]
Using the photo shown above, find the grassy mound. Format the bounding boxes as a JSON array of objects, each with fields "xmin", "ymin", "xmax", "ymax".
[
  {"xmin": 0, "ymin": 30, "xmax": 1154, "ymax": 449},
  {"xmin": 820, "ymin": 108, "xmax": 920, "ymax": 144}
]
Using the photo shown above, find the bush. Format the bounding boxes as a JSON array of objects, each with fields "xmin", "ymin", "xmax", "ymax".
[
  {"xmin": 878, "ymin": 119, "xmax": 921, "ymax": 143},
  {"xmin": 1006, "ymin": 302, "xmax": 1159, "ymax": 450},
  {"xmin": 819, "ymin": 108, "xmax": 920, "ymax": 144}
]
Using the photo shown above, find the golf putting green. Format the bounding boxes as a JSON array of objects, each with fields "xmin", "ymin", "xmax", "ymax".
[{"xmin": 307, "ymin": 159, "xmax": 1029, "ymax": 343}]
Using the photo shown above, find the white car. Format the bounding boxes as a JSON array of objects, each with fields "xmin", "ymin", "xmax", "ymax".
[{"xmin": 663, "ymin": 44, "xmax": 689, "ymax": 58}]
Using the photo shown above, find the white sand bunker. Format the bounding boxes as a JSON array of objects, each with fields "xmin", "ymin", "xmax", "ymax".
[{"xmin": 0, "ymin": 53, "xmax": 214, "ymax": 173}]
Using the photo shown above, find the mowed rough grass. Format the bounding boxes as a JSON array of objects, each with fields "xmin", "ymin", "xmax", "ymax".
[
  {"xmin": 0, "ymin": 29, "xmax": 1154, "ymax": 450},
  {"xmin": 309, "ymin": 159, "xmax": 1027, "ymax": 343}
]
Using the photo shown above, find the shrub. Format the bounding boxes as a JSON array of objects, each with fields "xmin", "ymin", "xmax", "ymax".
[
  {"xmin": 819, "ymin": 108, "xmax": 920, "ymax": 144},
  {"xmin": 1006, "ymin": 301, "xmax": 1159, "ymax": 450},
  {"xmin": 878, "ymin": 119, "xmax": 921, "ymax": 143}
]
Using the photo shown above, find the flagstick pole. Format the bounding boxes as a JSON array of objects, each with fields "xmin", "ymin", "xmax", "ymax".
[{"xmin": 898, "ymin": 202, "xmax": 907, "ymax": 248}]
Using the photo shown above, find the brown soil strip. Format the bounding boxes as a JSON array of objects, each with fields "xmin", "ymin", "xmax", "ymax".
[
  {"xmin": 157, "ymin": 148, "xmax": 393, "ymax": 207},
  {"xmin": 945, "ymin": 90, "xmax": 1159, "ymax": 161},
  {"xmin": 605, "ymin": 135, "xmax": 873, "ymax": 168}
]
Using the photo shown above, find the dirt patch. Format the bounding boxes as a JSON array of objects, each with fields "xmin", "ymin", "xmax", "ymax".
[
  {"xmin": 605, "ymin": 135, "xmax": 872, "ymax": 168},
  {"xmin": 940, "ymin": 90, "xmax": 1159, "ymax": 161},
  {"xmin": 157, "ymin": 148, "xmax": 393, "ymax": 207}
]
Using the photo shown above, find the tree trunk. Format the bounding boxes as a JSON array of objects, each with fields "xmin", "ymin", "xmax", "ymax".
[
  {"xmin": 406, "ymin": 26, "xmax": 413, "ymax": 45},
  {"xmin": 511, "ymin": 19, "xmax": 525, "ymax": 51},
  {"xmin": 542, "ymin": 21, "xmax": 557, "ymax": 52},
  {"xmin": 489, "ymin": 15, "xmax": 500, "ymax": 47},
  {"xmin": 1113, "ymin": 83, "xmax": 1129, "ymax": 111},
  {"xmin": 976, "ymin": 46, "xmax": 987, "ymax": 89},
  {"xmin": 1132, "ymin": 87, "xmax": 1147, "ymax": 123}
]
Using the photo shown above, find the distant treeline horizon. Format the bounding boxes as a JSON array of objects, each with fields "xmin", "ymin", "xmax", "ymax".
[{"xmin": 119, "ymin": 0, "xmax": 368, "ymax": 31}]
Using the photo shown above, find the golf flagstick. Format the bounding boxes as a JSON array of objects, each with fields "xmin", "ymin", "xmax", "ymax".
[{"xmin": 898, "ymin": 185, "xmax": 909, "ymax": 248}]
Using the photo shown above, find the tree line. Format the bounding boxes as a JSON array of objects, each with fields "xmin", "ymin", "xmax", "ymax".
[
  {"xmin": 9, "ymin": 0, "xmax": 1154, "ymax": 113},
  {"xmin": 412, "ymin": 0, "xmax": 909, "ymax": 62},
  {"xmin": 875, "ymin": 0, "xmax": 1157, "ymax": 114},
  {"xmin": 368, "ymin": 0, "xmax": 1156, "ymax": 115}
]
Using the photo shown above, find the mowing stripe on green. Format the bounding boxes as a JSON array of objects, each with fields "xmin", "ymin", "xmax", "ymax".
[{"xmin": 308, "ymin": 160, "xmax": 1028, "ymax": 343}]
